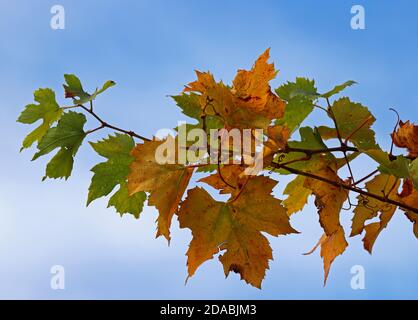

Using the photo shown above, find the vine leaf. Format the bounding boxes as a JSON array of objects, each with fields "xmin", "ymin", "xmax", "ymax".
[
  {"xmin": 232, "ymin": 48, "xmax": 285, "ymax": 120},
  {"xmin": 199, "ymin": 165, "xmax": 243, "ymax": 195},
  {"xmin": 282, "ymin": 175, "xmax": 311, "ymax": 215},
  {"xmin": 108, "ymin": 182, "xmax": 146, "ymax": 219},
  {"xmin": 32, "ymin": 111, "xmax": 87, "ymax": 180},
  {"xmin": 410, "ymin": 159, "xmax": 418, "ymax": 189},
  {"xmin": 274, "ymin": 126, "xmax": 334, "ymax": 175},
  {"xmin": 392, "ymin": 120, "xmax": 418, "ymax": 158},
  {"xmin": 128, "ymin": 137, "xmax": 194, "ymax": 241},
  {"xmin": 303, "ymin": 166, "xmax": 349, "ymax": 284},
  {"xmin": 184, "ymin": 49, "xmax": 285, "ymax": 130},
  {"xmin": 264, "ymin": 125, "xmax": 291, "ymax": 165},
  {"xmin": 17, "ymin": 88, "xmax": 63, "ymax": 150},
  {"xmin": 282, "ymin": 152, "xmax": 356, "ymax": 216},
  {"xmin": 275, "ymin": 77, "xmax": 317, "ymax": 133},
  {"xmin": 320, "ymin": 80, "xmax": 356, "ymax": 99},
  {"xmin": 327, "ymin": 97, "xmax": 377, "ymax": 150},
  {"xmin": 87, "ymin": 133, "xmax": 146, "ymax": 218},
  {"xmin": 178, "ymin": 176, "xmax": 297, "ymax": 288},
  {"xmin": 398, "ymin": 180, "xmax": 418, "ymax": 239},
  {"xmin": 365, "ymin": 149, "xmax": 411, "ymax": 179},
  {"xmin": 171, "ymin": 93, "xmax": 223, "ymax": 130},
  {"xmin": 63, "ymin": 74, "xmax": 115, "ymax": 105},
  {"xmin": 350, "ymin": 174, "xmax": 400, "ymax": 253}
]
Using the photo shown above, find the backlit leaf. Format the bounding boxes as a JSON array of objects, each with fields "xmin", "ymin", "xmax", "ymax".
[
  {"xmin": 321, "ymin": 80, "xmax": 356, "ymax": 99},
  {"xmin": 18, "ymin": 88, "xmax": 63, "ymax": 150},
  {"xmin": 128, "ymin": 137, "xmax": 194, "ymax": 241},
  {"xmin": 178, "ymin": 175, "xmax": 297, "ymax": 288}
]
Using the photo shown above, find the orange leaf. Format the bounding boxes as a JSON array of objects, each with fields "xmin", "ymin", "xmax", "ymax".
[
  {"xmin": 350, "ymin": 174, "xmax": 399, "ymax": 242},
  {"xmin": 398, "ymin": 179, "xmax": 418, "ymax": 239},
  {"xmin": 128, "ymin": 137, "xmax": 193, "ymax": 241},
  {"xmin": 392, "ymin": 120, "xmax": 418, "ymax": 158},
  {"xmin": 184, "ymin": 49, "xmax": 286, "ymax": 130},
  {"xmin": 303, "ymin": 167, "xmax": 349, "ymax": 284},
  {"xmin": 178, "ymin": 176, "xmax": 297, "ymax": 288}
]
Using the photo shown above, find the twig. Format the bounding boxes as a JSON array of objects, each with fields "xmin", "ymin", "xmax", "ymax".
[
  {"xmin": 269, "ymin": 163, "xmax": 418, "ymax": 214},
  {"xmin": 79, "ymin": 105, "xmax": 151, "ymax": 141},
  {"xmin": 217, "ymin": 137, "xmax": 236, "ymax": 189},
  {"xmin": 351, "ymin": 169, "xmax": 379, "ymax": 187},
  {"xmin": 389, "ymin": 108, "xmax": 400, "ymax": 160}
]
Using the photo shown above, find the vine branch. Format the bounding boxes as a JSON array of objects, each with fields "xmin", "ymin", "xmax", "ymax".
[
  {"xmin": 73, "ymin": 101, "xmax": 417, "ymax": 215},
  {"xmin": 269, "ymin": 162, "xmax": 418, "ymax": 215},
  {"xmin": 79, "ymin": 105, "xmax": 151, "ymax": 142}
]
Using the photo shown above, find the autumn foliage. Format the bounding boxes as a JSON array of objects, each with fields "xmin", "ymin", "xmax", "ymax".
[{"xmin": 18, "ymin": 50, "xmax": 418, "ymax": 288}]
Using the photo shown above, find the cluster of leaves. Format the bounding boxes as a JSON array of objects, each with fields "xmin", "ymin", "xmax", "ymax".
[{"xmin": 18, "ymin": 50, "xmax": 418, "ymax": 288}]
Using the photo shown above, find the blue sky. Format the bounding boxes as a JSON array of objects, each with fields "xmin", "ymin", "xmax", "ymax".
[{"xmin": 1, "ymin": 0, "xmax": 418, "ymax": 299}]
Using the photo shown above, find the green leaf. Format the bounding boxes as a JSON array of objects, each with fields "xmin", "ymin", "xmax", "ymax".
[
  {"xmin": 272, "ymin": 127, "xmax": 334, "ymax": 174},
  {"xmin": 172, "ymin": 93, "xmax": 224, "ymax": 130},
  {"xmin": 365, "ymin": 148, "xmax": 411, "ymax": 179},
  {"xmin": 18, "ymin": 88, "xmax": 63, "ymax": 150},
  {"xmin": 172, "ymin": 93, "xmax": 201, "ymax": 120},
  {"xmin": 63, "ymin": 74, "xmax": 90, "ymax": 102},
  {"xmin": 282, "ymin": 175, "xmax": 311, "ymax": 215},
  {"xmin": 63, "ymin": 74, "xmax": 115, "ymax": 104},
  {"xmin": 88, "ymin": 133, "xmax": 146, "ymax": 218},
  {"xmin": 275, "ymin": 78, "xmax": 317, "ymax": 133},
  {"xmin": 290, "ymin": 126, "xmax": 328, "ymax": 150},
  {"xmin": 276, "ymin": 77, "xmax": 318, "ymax": 100},
  {"xmin": 276, "ymin": 96, "xmax": 315, "ymax": 134},
  {"xmin": 43, "ymin": 148, "xmax": 74, "ymax": 180},
  {"xmin": 108, "ymin": 183, "xmax": 146, "ymax": 219},
  {"xmin": 410, "ymin": 159, "xmax": 418, "ymax": 189},
  {"xmin": 321, "ymin": 80, "xmax": 356, "ymax": 99},
  {"xmin": 88, "ymin": 133, "xmax": 135, "ymax": 204},
  {"xmin": 196, "ymin": 164, "xmax": 218, "ymax": 173},
  {"xmin": 33, "ymin": 111, "xmax": 87, "ymax": 160},
  {"xmin": 94, "ymin": 80, "xmax": 116, "ymax": 96},
  {"xmin": 32, "ymin": 111, "xmax": 87, "ymax": 180},
  {"xmin": 328, "ymin": 97, "xmax": 378, "ymax": 150}
]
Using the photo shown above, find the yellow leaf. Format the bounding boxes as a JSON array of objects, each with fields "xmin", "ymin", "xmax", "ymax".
[
  {"xmin": 303, "ymin": 167, "xmax": 349, "ymax": 283},
  {"xmin": 282, "ymin": 175, "xmax": 311, "ymax": 215},
  {"xmin": 350, "ymin": 174, "xmax": 399, "ymax": 253},
  {"xmin": 392, "ymin": 120, "xmax": 418, "ymax": 158},
  {"xmin": 320, "ymin": 230, "xmax": 347, "ymax": 285},
  {"xmin": 398, "ymin": 179, "xmax": 418, "ymax": 239},
  {"xmin": 178, "ymin": 176, "xmax": 297, "ymax": 288},
  {"xmin": 264, "ymin": 125, "xmax": 291, "ymax": 165},
  {"xmin": 199, "ymin": 165, "xmax": 246, "ymax": 195},
  {"xmin": 232, "ymin": 48, "xmax": 284, "ymax": 120},
  {"xmin": 184, "ymin": 49, "xmax": 286, "ymax": 130},
  {"xmin": 128, "ymin": 138, "xmax": 193, "ymax": 241}
]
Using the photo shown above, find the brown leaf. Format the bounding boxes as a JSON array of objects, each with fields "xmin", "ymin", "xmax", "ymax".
[
  {"xmin": 232, "ymin": 48, "xmax": 285, "ymax": 120},
  {"xmin": 398, "ymin": 179, "xmax": 418, "ymax": 239},
  {"xmin": 199, "ymin": 164, "xmax": 246, "ymax": 195},
  {"xmin": 128, "ymin": 137, "xmax": 193, "ymax": 241},
  {"xmin": 350, "ymin": 175, "xmax": 399, "ymax": 245},
  {"xmin": 392, "ymin": 120, "xmax": 418, "ymax": 158},
  {"xmin": 303, "ymin": 167, "xmax": 349, "ymax": 283},
  {"xmin": 351, "ymin": 175, "xmax": 410, "ymax": 253},
  {"xmin": 178, "ymin": 176, "xmax": 297, "ymax": 288},
  {"xmin": 184, "ymin": 49, "xmax": 286, "ymax": 130}
]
